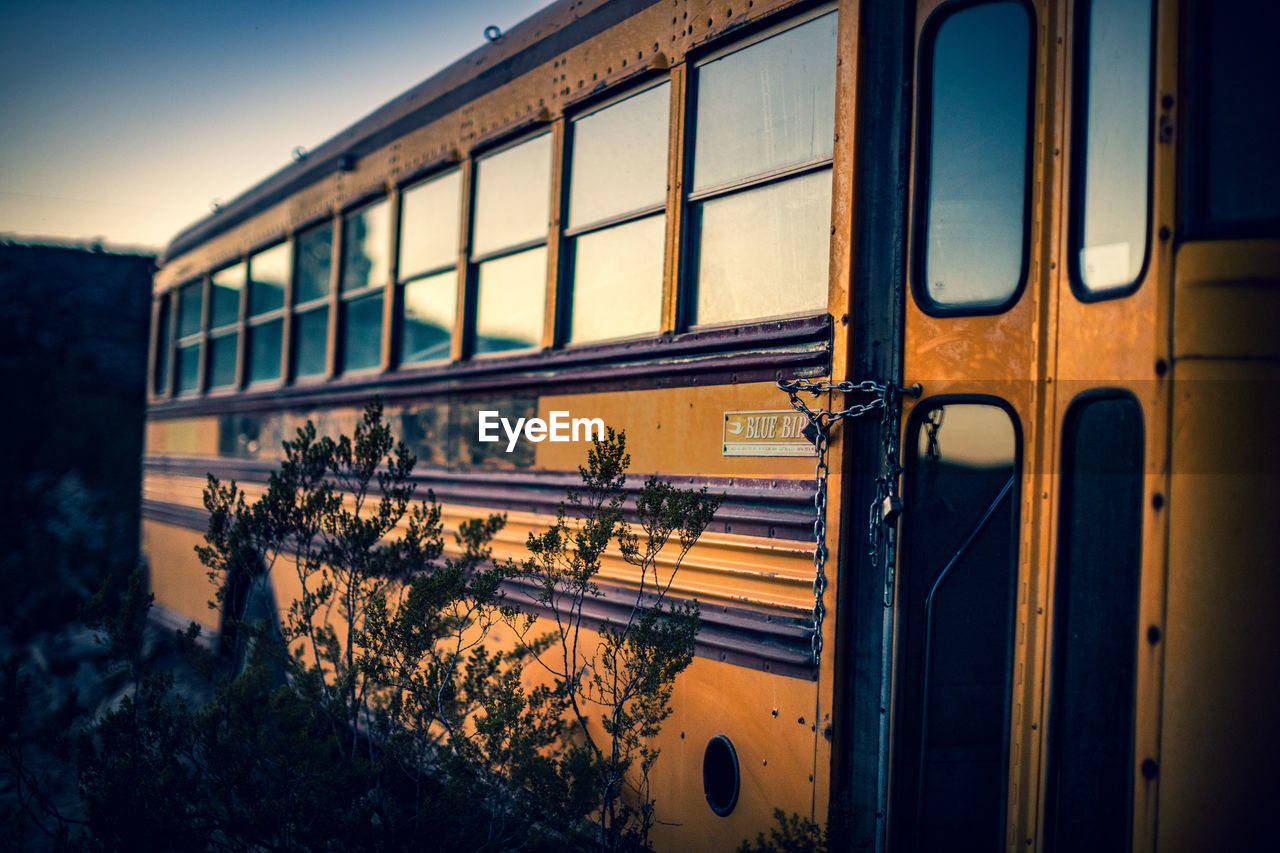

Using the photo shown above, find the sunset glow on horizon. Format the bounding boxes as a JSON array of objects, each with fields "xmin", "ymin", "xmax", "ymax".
[{"xmin": 0, "ymin": 0, "xmax": 550, "ymax": 252}]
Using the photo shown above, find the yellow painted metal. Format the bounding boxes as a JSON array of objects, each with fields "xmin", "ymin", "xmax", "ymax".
[
  {"xmin": 142, "ymin": 520, "xmax": 219, "ymax": 632},
  {"xmin": 536, "ymin": 383, "xmax": 818, "ymax": 478},
  {"xmin": 145, "ymin": 417, "xmax": 220, "ymax": 457}
]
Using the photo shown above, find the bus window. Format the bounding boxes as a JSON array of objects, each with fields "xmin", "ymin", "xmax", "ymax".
[
  {"xmin": 174, "ymin": 278, "xmax": 203, "ymax": 394},
  {"xmin": 566, "ymin": 82, "xmax": 668, "ymax": 343},
  {"xmin": 1044, "ymin": 394, "xmax": 1144, "ymax": 852},
  {"xmin": 246, "ymin": 241, "xmax": 289, "ymax": 384},
  {"xmin": 1184, "ymin": 0, "xmax": 1280, "ymax": 236},
  {"xmin": 892, "ymin": 401, "xmax": 1019, "ymax": 852},
  {"xmin": 471, "ymin": 132, "xmax": 552, "ymax": 355},
  {"xmin": 398, "ymin": 170, "xmax": 461, "ymax": 365},
  {"xmin": 339, "ymin": 199, "xmax": 390, "ymax": 373},
  {"xmin": 208, "ymin": 262, "xmax": 244, "ymax": 390},
  {"xmin": 688, "ymin": 9, "xmax": 836, "ymax": 327},
  {"xmin": 152, "ymin": 294, "xmax": 170, "ymax": 396},
  {"xmin": 292, "ymin": 221, "xmax": 333, "ymax": 379},
  {"xmin": 1072, "ymin": 0, "xmax": 1153, "ymax": 296},
  {"xmin": 915, "ymin": 1, "xmax": 1031, "ymax": 313}
]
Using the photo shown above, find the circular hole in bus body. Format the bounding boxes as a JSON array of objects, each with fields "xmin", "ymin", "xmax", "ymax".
[{"xmin": 702, "ymin": 734, "xmax": 740, "ymax": 816}]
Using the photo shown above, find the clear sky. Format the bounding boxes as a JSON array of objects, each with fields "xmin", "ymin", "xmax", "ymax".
[{"xmin": 0, "ymin": 0, "xmax": 551, "ymax": 253}]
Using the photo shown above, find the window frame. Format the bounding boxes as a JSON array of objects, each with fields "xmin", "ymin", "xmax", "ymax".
[
  {"xmin": 206, "ymin": 260, "xmax": 246, "ymax": 392},
  {"xmin": 244, "ymin": 239, "xmax": 292, "ymax": 387},
  {"xmin": 173, "ymin": 276, "xmax": 207, "ymax": 396},
  {"xmin": 891, "ymin": 392, "xmax": 1023, "ymax": 851},
  {"xmin": 394, "ymin": 166, "xmax": 465, "ymax": 368},
  {"xmin": 336, "ymin": 195, "xmax": 393, "ymax": 375},
  {"xmin": 151, "ymin": 292, "xmax": 173, "ymax": 398},
  {"xmin": 290, "ymin": 216, "xmax": 338, "ymax": 382},
  {"xmin": 560, "ymin": 76, "xmax": 672, "ymax": 346},
  {"xmin": 681, "ymin": 3, "xmax": 839, "ymax": 331},
  {"xmin": 465, "ymin": 128, "xmax": 555, "ymax": 358},
  {"xmin": 909, "ymin": 0, "xmax": 1037, "ymax": 318},
  {"xmin": 1066, "ymin": 0, "xmax": 1156, "ymax": 303}
]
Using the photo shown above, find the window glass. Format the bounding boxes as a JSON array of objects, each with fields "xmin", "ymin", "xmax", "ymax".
[
  {"xmin": 475, "ymin": 246, "xmax": 547, "ymax": 354},
  {"xmin": 341, "ymin": 293, "xmax": 383, "ymax": 372},
  {"xmin": 401, "ymin": 271, "xmax": 456, "ymax": 364},
  {"xmin": 177, "ymin": 280, "xmax": 203, "ymax": 338},
  {"xmin": 1045, "ymin": 395, "xmax": 1143, "ymax": 852},
  {"xmin": 893, "ymin": 402, "xmax": 1019, "ymax": 851},
  {"xmin": 210, "ymin": 263, "xmax": 244, "ymax": 329},
  {"xmin": 569, "ymin": 84, "xmax": 670, "ymax": 228},
  {"xmin": 341, "ymin": 200, "xmax": 391, "ymax": 292},
  {"xmin": 570, "ymin": 217, "xmax": 665, "ymax": 342},
  {"xmin": 920, "ymin": 1, "xmax": 1030, "ymax": 310},
  {"xmin": 693, "ymin": 12, "xmax": 836, "ymax": 192},
  {"xmin": 295, "ymin": 222, "xmax": 334, "ymax": 304},
  {"xmin": 208, "ymin": 333, "xmax": 238, "ymax": 388},
  {"xmin": 293, "ymin": 309, "xmax": 328, "ymax": 378},
  {"xmin": 1187, "ymin": 0, "xmax": 1280, "ymax": 232},
  {"xmin": 566, "ymin": 83, "xmax": 670, "ymax": 343},
  {"xmin": 1074, "ymin": 0, "xmax": 1151, "ymax": 293},
  {"xmin": 246, "ymin": 319, "xmax": 283, "ymax": 384},
  {"xmin": 472, "ymin": 134, "xmax": 552, "ymax": 257},
  {"xmin": 688, "ymin": 13, "xmax": 835, "ymax": 327},
  {"xmin": 153, "ymin": 296, "xmax": 170, "ymax": 395},
  {"xmin": 249, "ymin": 242, "xmax": 290, "ymax": 315},
  {"xmin": 176, "ymin": 343, "xmax": 200, "ymax": 393},
  {"xmin": 400, "ymin": 171, "xmax": 461, "ymax": 279},
  {"xmin": 693, "ymin": 170, "xmax": 830, "ymax": 325}
]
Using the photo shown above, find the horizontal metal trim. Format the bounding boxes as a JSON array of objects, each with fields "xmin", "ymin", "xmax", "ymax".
[
  {"xmin": 686, "ymin": 157, "xmax": 834, "ymax": 203},
  {"xmin": 147, "ymin": 313, "xmax": 831, "ymax": 418},
  {"xmin": 141, "ymin": 498, "xmax": 817, "ymax": 680},
  {"xmin": 563, "ymin": 204, "xmax": 665, "ymax": 238},
  {"xmin": 470, "ymin": 237, "xmax": 549, "ymax": 265},
  {"xmin": 163, "ymin": 0, "xmax": 665, "ymax": 263},
  {"xmin": 144, "ymin": 458, "xmax": 819, "ymax": 542}
]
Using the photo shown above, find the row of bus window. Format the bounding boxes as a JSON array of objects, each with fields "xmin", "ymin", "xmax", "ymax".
[
  {"xmin": 154, "ymin": 0, "xmax": 1208, "ymax": 397},
  {"xmin": 152, "ymin": 8, "xmax": 838, "ymax": 397}
]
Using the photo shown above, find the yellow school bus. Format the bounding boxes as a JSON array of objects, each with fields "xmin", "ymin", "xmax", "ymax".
[{"xmin": 143, "ymin": 0, "xmax": 1279, "ymax": 848}]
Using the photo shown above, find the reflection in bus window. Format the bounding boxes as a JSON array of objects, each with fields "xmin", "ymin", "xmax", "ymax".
[
  {"xmin": 1074, "ymin": 0, "xmax": 1152, "ymax": 294},
  {"xmin": 476, "ymin": 246, "xmax": 548, "ymax": 353},
  {"xmin": 689, "ymin": 10, "xmax": 836, "ymax": 326},
  {"xmin": 893, "ymin": 402, "xmax": 1019, "ymax": 852},
  {"xmin": 340, "ymin": 200, "xmax": 389, "ymax": 372},
  {"xmin": 247, "ymin": 242, "xmax": 289, "ymax": 383},
  {"xmin": 293, "ymin": 222, "xmax": 333, "ymax": 379},
  {"xmin": 567, "ymin": 83, "xmax": 668, "ymax": 343},
  {"xmin": 919, "ymin": 1, "xmax": 1030, "ymax": 311},
  {"xmin": 175, "ymin": 279, "xmax": 203, "ymax": 394},
  {"xmin": 472, "ymin": 133, "xmax": 551, "ymax": 354},
  {"xmin": 398, "ymin": 171, "xmax": 460, "ymax": 364}
]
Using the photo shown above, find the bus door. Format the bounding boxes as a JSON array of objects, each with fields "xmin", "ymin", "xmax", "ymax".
[{"xmin": 886, "ymin": 0, "xmax": 1039, "ymax": 850}]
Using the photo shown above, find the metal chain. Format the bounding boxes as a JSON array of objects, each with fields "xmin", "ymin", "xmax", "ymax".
[{"xmin": 778, "ymin": 379, "xmax": 919, "ymax": 664}]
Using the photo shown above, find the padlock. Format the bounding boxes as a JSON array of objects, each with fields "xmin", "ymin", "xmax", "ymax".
[{"xmin": 880, "ymin": 494, "xmax": 903, "ymax": 525}]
